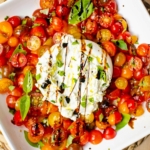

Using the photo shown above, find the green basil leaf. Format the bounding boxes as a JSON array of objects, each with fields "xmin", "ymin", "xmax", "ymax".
[
  {"xmin": 10, "ymin": 44, "xmax": 27, "ymax": 61},
  {"xmin": 58, "ymin": 71, "xmax": 65, "ymax": 76},
  {"xmin": 20, "ymin": 95, "xmax": 30, "ymax": 120},
  {"xmin": 24, "ymin": 131, "xmax": 39, "ymax": 148},
  {"xmin": 66, "ymin": 135, "xmax": 75, "ymax": 148},
  {"xmin": 116, "ymin": 113, "xmax": 131, "ymax": 131},
  {"xmin": 68, "ymin": 0, "xmax": 94, "ymax": 24},
  {"xmin": 112, "ymin": 40, "xmax": 128, "ymax": 50},
  {"xmin": 23, "ymin": 71, "xmax": 33, "ymax": 94}
]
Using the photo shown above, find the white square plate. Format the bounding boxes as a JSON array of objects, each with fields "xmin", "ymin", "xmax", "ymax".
[{"xmin": 0, "ymin": 0, "xmax": 150, "ymax": 150}]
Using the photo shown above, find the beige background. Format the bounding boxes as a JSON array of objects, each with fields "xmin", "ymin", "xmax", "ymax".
[{"xmin": 0, "ymin": 0, "xmax": 150, "ymax": 150}]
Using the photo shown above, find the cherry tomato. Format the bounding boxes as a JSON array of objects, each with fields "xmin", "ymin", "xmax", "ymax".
[
  {"xmin": 137, "ymin": 43, "xmax": 149, "ymax": 57},
  {"xmin": 0, "ymin": 21, "xmax": 13, "ymax": 44},
  {"xmin": 133, "ymin": 69, "xmax": 146, "ymax": 80},
  {"xmin": 139, "ymin": 75, "xmax": 150, "ymax": 92},
  {"xmin": 85, "ymin": 19, "xmax": 98, "ymax": 35},
  {"xmin": 96, "ymin": 29, "xmax": 111, "ymax": 42},
  {"xmin": 53, "ymin": 32, "xmax": 64, "ymax": 44},
  {"xmin": 11, "ymin": 53, "xmax": 27, "ymax": 68},
  {"xmin": 102, "ymin": 41, "xmax": 116, "ymax": 56},
  {"xmin": 126, "ymin": 98, "xmax": 137, "ymax": 111},
  {"xmin": 34, "ymin": 18, "xmax": 48, "ymax": 27},
  {"xmin": 80, "ymin": 131, "xmax": 89, "ymax": 146},
  {"xmin": 12, "ymin": 110, "xmax": 27, "ymax": 126},
  {"xmin": 0, "ymin": 63, "xmax": 13, "ymax": 78},
  {"xmin": 22, "ymin": 16, "xmax": 33, "ymax": 27},
  {"xmin": 115, "ymin": 77, "xmax": 128, "ymax": 90},
  {"xmin": 114, "ymin": 52, "xmax": 126, "ymax": 67},
  {"xmin": 17, "ymin": 73, "xmax": 24, "ymax": 88},
  {"xmin": 56, "ymin": 5, "xmax": 70, "ymax": 18},
  {"xmin": 121, "ymin": 66, "xmax": 133, "ymax": 79},
  {"xmin": 26, "ymin": 54, "xmax": 38, "ymax": 66},
  {"xmin": 8, "ymin": 36, "xmax": 19, "ymax": 47},
  {"xmin": 94, "ymin": 109, "xmax": 103, "ymax": 121},
  {"xmin": 110, "ymin": 22, "xmax": 123, "ymax": 35},
  {"xmin": 0, "ymin": 55, "xmax": 6, "ymax": 67},
  {"xmin": 118, "ymin": 102, "xmax": 129, "ymax": 114},
  {"xmin": 105, "ymin": 0, "xmax": 117, "ymax": 14},
  {"xmin": 27, "ymin": 36, "xmax": 41, "ymax": 51},
  {"xmin": 89, "ymin": 8, "xmax": 99, "ymax": 21},
  {"xmin": 7, "ymin": 16, "xmax": 21, "ymax": 28},
  {"xmin": 32, "ymin": 9, "xmax": 49, "ymax": 19},
  {"xmin": 107, "ymin": 89, "xmax": 121, "ymax": 100},
  {"xmin": 51, "ymin": 16, "xmax": 63, "ymax": 32},
  {"xmin": 9, "ymin": 87, "xmax": 22, "ymax": 97},
  {"xmin": 112, "ymin": 66, "xmax": 121, "ymax": 78},
  {"xmin": 128, "ymin": 57, "xmax": 143, "ymax": 71},
  {"xmin": 132, "ymin": 104, "xmax": 144, "ymax": 117},
  {"xmin": 0, "ymin": 78, "xmax": 13, "ymax": 93},
  {"xmin": 103, "ymin": 127, "xmax": 116, "ymax": 140},
  {"xmin": 48, "ymin": 112, "xmax": 62, "ymax": 128},
  {"xmin": 95, "ymin": 120, "xmax": 110, "ymax": 130},
  {"xmin": 99, "ymin": 12, "xmax": 114, "ymax": 28},
  {"xmin": 89, "ymin": 129, "xmax": 103, "ymax": 145},
  {"xmin": 93, "ymin": 0, "xmax": 111, "ymax": 6},
  {"xmin": 6, "ymin": 95, "xmax": 18, "ymax": 109},
  {"xmin": 63, "ymin": 119, "xmax": 72, "ymax": 130},
  {"xmin": 40, "ymin": 0, "xmax": 57, "ymax": 10},
  {"xmin": 68, "ymin": 143, "xmax": 83, "ymax": 150},
  {"xmin": 30, "ymin": 26, "xmax": 46, "ymax": 38}
]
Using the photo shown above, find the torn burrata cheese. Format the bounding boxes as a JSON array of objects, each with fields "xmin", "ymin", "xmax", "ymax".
[{"xmin": 36, "ymin": 34, "xmax": 113, "ymax": 120}]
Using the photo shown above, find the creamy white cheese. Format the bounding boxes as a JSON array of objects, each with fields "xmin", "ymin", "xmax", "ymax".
[{"xmin": 36, "ymin": 34, "xmax": 113, "ymax": 120}]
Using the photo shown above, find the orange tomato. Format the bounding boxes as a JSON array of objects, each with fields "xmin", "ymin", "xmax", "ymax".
[
  {"xmin": 132, "ymin": 104, "xmax": 144, "ymax": 117},
  {"xmin": 139, "ymin": 75, "xmax": 150, "ymax": 91},
  {"xmin": 0, "ymin": 78, "xmax": 13, "ymax": 93},
  {"xmin": 8, "ymin": 36, "xmax": 19, "ymax": 47},
  {"xmin": 118, "ymin": 102, "xmax": 129, "ymax": 114},
  {"xmin": 95, "ymin": 120, "xmax": 110, "ymax": 130},
  {"xmin": 121, "ymin": 67, "xmax": 133, "ymax": 79},
  {"xmin": 0, "ymin": 21, "xmax": 13, "ymax": 44}
]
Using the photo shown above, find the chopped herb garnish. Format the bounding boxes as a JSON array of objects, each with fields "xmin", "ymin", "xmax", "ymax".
[
  {"xmin": 9, "ymin": 72, "xmax": 16, "ymax": 80},
  {"xmin": 56, "ymin": 60, "xmax": 64, "ymax": 67},
  {"xmin": 81, "ymin": 101, "xmax": 86, "ymax": 108},
  {"xmin": 106, "ymin": 63, "xmax": 110, "ymax": 68},
  {"xmin": 22, "ymin": 19, "xmax": 27, "ymax": 25},
  {"xmin": 61, "ymin": 83, "xmax": 68, "ymax": 89},
  {"xmin": 82, "ymin": 95, "xmax": 86, "ymax": 101},
  {"xmin": 72, "ymin": 78, "xmax": 77, "ymax": 83},
  {"xmin": 66, "ymin": 135, "xmax": 75, "ymax": 148},
  {"xmin": 99, "ymin": 113, "xmax": 104, "ymax": 122},
  {"xmin": 9, "ymin": 85, "xmax": 15, "ymax": 91},
  {"xmin": 32, "ymin": 23, "xmax": 40, "ymax": 28},
  {"xmin": 40, "ymin": 8, "xmax": 49, "ymax": 15},
  {"xmin": 51, "ymin": 100, "xmax": 56, "ymax": 103},
  {"xmin": 58, "ymin": 71, "xmax": 65, "ymax": 76},
  {"xmin": 36, "ymin": 74, "xmax": 41, "ymax": 81},
  {"xmin": 89, "ymin": 97, "xmax": 94, "ymax": 103},
  {"xmin": 9, "ymin": 108, "xmax": 15, "ymax": 115},
  {"xmin": 71, "ymin": 57, "xmax": 76, "ymax": 61},
  {"xmin": 87, "ymin": 43, "xmax": 93, "ymax": 49},
  {"xmin": 4, "ymin": 16, "xmax": 9, "ymax": 20},
  {"xmin": 88, "ymin": 56, "xmax": 93, "ymax": 62},
  {"xmin": 72, "ymin": 40, "xmax": 79, "ymax": 45}
]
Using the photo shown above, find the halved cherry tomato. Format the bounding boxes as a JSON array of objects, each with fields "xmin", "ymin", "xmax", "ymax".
[
  {"xmin": 6, "ymin": 95, "xmax": 18, "ymax": 109},
  {"xmin": 128, "ymin": 56, "xmax": 143, "ymax": 71},
  {"xmin": 107, "ymin": 89, "xmax": 121, "ymax": 100},
  {"xmin": 56, "ymin": 5, "xmax": 70, "ymax": 18},
  {"xmin": 53, "ymin": 32, "xmax": 64, "ymax": 44},
  {"xmin": 103, "ymin": 127, "xmax": 116, "ymax": 140},
  {"xmin": 80, "ymin": 131, "xmax": 90, "ymax": 146},
  {"xmin": 0, "ymin": 21, "xmax": 13, "ymax": 44},
  {"xmin": 26, "ymin": 54, "xmax": 38, "ymax": 66},
  {"xmin": 89, "ymin": 129, "xmax": 103, "ymax": 145},
  {"xmin": 11, "ymin": 53, "xmax": 27, "ymax": 68},
  {"xmin": 105, "ymin": 0, "xmax": 117, "ymax": 14},
  {"xmin": 99, "ymin": 12, "xmax": 114, "ymax": 28},
  {"xmin": 111, "ymin": 22, "xmax": 123, "ymax": 35},
  {"xmin": 51, "ymin": 16, "xmax": 63, "ymax": 32},
  {"xmin": 102, "ymin": 41, "xmax": 116, "ymax": 56}
]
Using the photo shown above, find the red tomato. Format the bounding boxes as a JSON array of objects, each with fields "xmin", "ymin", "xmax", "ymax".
[
  {"xmin": 105, "ymin": 0, "xmax": 117, "ymax": 14},
  {"xmin": 17, "ymin": 73, "xmax": 25, "ymax": 88},
  {"xmin": 30, "ymin": 26, "xmax": 46, "ymax": 38},
  {"xmin": 32, "ymin": 9, "xmax": 49, "ymax": 18},
  {"xmin": 26, "ymin": 54, "xmax": 38, "ymax": 66},
  {"xmin": 63, "ymin": 119, "xmax": 72, "ymax": 130},
  {"xmin": 137, "ymin": 43, "xmax": 149, "ymax": 57},
  {"xmin": 51, "ymin": 16, "xmax": 63, "ymax": 32},
  {"xmin": 119, "ymin": 94, "xmax": 131, "ymax": 104},
  {"xmin": 107, "ymin": 89, "xmax": 121, "ymax": 100},
  {"xmin": 118, "ymin": 31, "xmax": 131, "ymax": 41},
  {"xmin": 11, "ymin": 53, "xmax": 27, "ymax": 68},
  {"xmin": 57, "ymin": 0, "xmax": 68, "ymax": 5},
  {"xmin": 94, "ymin": 109, "xmax": 103, "ymax": 121},
  {"xmin": 7, "ymin": 16, "xmax": 21, "ymax": 28},
  {"xmin": 110, "ymin": 22, "xmax": 123, "ymax": 35},
  {"xmin": 34, "ymin": 18, "xmax": 48, "ymax": 27},
  {"xmin": 56, "ymin": 5, "xmax": 69, "ymax": 18},
  {"xmin": 12, "ymin": 111, "xmax": 27, "ymax": 126},
  {"xmin": 102, "ymin": 41, "xmax": 116, "ymax": 56},
  {"xmin": 99, "ymin": 12, "xmax": 114, "ymax": 28},
  {"xmin": 0, "ymin": 55, "xmax": 6, "ymax": 67},
  {"xmin": 6, "ymin": 95, "xmax": 18, "ymax": 109},
  {"xmin": 89, "ymin": 8, "xmax": 99, "ymax": 21},
  {"xmin": 133, "ymin": 69, "xmax": 146, "ymax": 80},
  {"xmin": 126, "ymin": 99, "xmax": 137, "ymax": 111},
  {"xmin": 128, "ymin": 56, "xmax": 143, "ymax": 71},
  {"xmin": 89, "ymin": 129, "xmax": 103, "ymax": 145},
  {"xmin": 46, "ymin": 25, "xmax": 55, "ymax": 36},
  {"xmin": 103, "ymin": 127, "xmax": 116, "ymax": 140},
  {"xmin": 85, "ymin": 19, "xmax": 98, "ymax": 35},
  {"xmin": 5, "ymin": 48, "xmax": 15, "ymax": 59},
  {"xmin": 113, "ymin": 66, "xmax": 121, "ymax": 78},
  {"xmin": 93, "ymin": 0, "xmax": 111, "ymax": 6},
  {"xmin": 9, "ymin": 87, "xmax": 22, "ymax": 97},
  {"xmin": 80, "ymin": 131, "xmax": 89, "ymax": 146}
]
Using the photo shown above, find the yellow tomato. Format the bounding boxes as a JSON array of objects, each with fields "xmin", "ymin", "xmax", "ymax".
[
  {"xmin": 0, "ymin": 78, "xmax": 13, "ymax": 93},
  {"xmin": 0, "ymin": 21, "xmax": 13, "ymax": 44}
]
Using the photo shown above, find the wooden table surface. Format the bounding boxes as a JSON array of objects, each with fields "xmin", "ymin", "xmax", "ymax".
[{"xmin": 0, "ymin": 0, "xmax": 150, "ymax": 150}]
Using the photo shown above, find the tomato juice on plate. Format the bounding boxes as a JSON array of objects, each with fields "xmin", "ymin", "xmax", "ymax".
[{"xmin": 0, "ymin": 0, "xmax": 150, "ymax": 150}]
